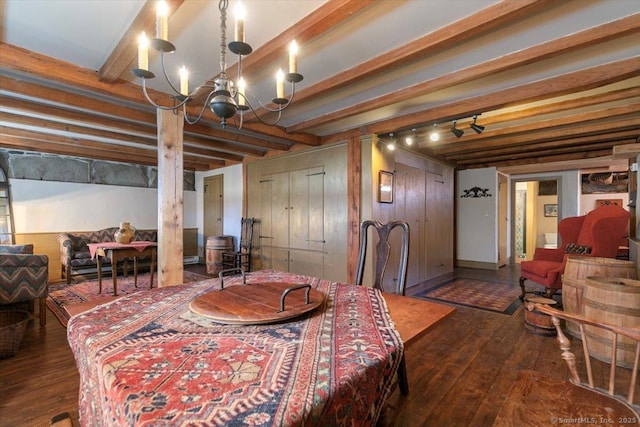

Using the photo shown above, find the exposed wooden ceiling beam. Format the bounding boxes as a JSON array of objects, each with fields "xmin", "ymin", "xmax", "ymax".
[
  {"xmin": 612, "ymin": 144, "xmax": 640, "ymax": 159},
  {"xmin": 190, "ymin": 0, "xmax": 376, "ymax": 104},
  {"xmin": 462, "ymin": 149, "xmax": 614, "ymax": 170},
  {"xmin": 0, "ymin": 110, "xmax": 246, "ymax": 163},
  {"xmin": 0, "ymin": 42, "xmax": 319, "ymax": 146},
  {"xmin": 0, "ymin": 127, "xmax": 218, "ymax": 171},
  {"xmin": 447, "ymin": 130, "xmax": 640, "ymax": 161},
  {"xmin": 288, "ymin": 13, "xmax": 640, "ymax": 132},
  {"xmin": 456, "ymin": 140, "xmax": 632, "ymax": 166},
  {"xmin": 434, "ymin": 117, "xmax": 640, "ymax": 158},
  {"xmin": 433, "ymin": 86, "xmax": 640, "ymax": 145},
  {"xmin": 0, "ymin": 77, "xmax": 288, "ymax": 153},
  {"xmin": 364, "ymin": 56, "xmax": 640, "ymax": 138},
  {"xmin": 98, "ymin": 0, "xmax": 185, "ymax": 82},
  {"xmin": 432, "ymin": 102, "xmax": 640, "ymax": 154}
]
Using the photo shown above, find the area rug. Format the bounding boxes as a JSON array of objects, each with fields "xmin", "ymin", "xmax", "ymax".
[
  {"xmin": 414, "ymin": 277, "xmax": 522, "ymax": 314},
  {"xmin": 46, "ymin": 270, "xmax": 211, "ymax": 327}
]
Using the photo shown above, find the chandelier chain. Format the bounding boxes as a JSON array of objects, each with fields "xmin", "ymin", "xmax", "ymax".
[{"xmin": 219, "ymin": 0, "xmax": 228, "ymax": 78}]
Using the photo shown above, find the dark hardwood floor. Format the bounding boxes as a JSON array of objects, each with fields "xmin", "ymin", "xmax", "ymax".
[{"xmin": 0, "ymin": 264, "xmax": 632, "ymax": 426}]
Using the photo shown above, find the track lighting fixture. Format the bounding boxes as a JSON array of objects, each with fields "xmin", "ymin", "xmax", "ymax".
[
  {"xmin": 387, "ymin": 132, "xmax": 396, "ymax": 150},
  {"xmin": 429, "ymin": 124, "xmax": 440, "ymax": 142},
  {"xmin": 470, "ymin": 114, "xmax": 485, "ymax": 134},
  {"xmin": 451, "ymin": 121, "xmax": 463, "ymax": 138},
  {"xmin": 405, "ymin": 128, "xmax": 416, "ymax": 146}
]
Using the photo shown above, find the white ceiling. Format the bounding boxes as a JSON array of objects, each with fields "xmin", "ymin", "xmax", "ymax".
[{"xmin": 0, "ymin": 0, "xmax": 639, "ymax": 172}]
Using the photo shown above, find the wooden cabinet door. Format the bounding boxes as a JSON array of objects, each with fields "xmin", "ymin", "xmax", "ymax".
[
  {"xmin": 258, "ymin": 175, "xmax": 275, "ymax": 251},
  {"xmin": 271, "ymin": 171, "xmax": 290, "ymax": 249},
  {"xmin": 289, "ymin": 169, "xmax": 308, "ymax": 249},
  {"xmin": 203, "ymin": 174, "xmax": 223, "ymax": 238},
  {"xmin": 289, "ymin": 249, "xmax": 324, "ymax": 278},
  {"xmin": 307, "ymin": 167, "xmax": 325, "ymax": 252},
  {"xmin": 425, "ymin": 171, "xmax": 453, "ymax": 279}
]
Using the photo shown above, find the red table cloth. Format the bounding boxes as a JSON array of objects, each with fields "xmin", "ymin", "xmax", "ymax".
[
  {"xmin": 67, "ymin": 270, "xmax": 404, "ymax": 426},
  {"xmin": 87, "ymin": 241, "xmax": 157, "ymax": 259}
]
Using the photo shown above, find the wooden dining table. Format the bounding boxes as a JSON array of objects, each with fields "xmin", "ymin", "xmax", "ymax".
[{"xmin": 67, "ymin": 270, "xmax": 454, "ymax": 426}]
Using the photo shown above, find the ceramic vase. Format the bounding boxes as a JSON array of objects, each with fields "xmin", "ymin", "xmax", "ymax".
[{"xmin": 115, "ymin": 222, "xmax": 135, "ymax": 243}]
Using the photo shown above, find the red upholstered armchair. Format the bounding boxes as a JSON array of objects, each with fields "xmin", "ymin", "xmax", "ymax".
[{"xmin": 519, "ymin": 205, "xmax": 630, "ymax": 299}]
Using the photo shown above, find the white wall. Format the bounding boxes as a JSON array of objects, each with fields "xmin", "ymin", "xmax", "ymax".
[
  {"xmin": 195, "ymin": 164, "xmax": 243, "ymax": 258},
  {"xmin": 457, "ymin": 168, "xmax": 497, "ymax": 264},
  {"xmin": 580, "ymin": 192, "xmax": 628, "ymax": 215},
  {"xmin": 11, "ymin": 179, "xmax": 196, "ymax": 233}
]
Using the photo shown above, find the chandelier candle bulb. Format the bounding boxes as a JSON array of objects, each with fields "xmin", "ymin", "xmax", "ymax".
[
  {"xmin": 289, "ymin": 40, "xmax": 298, "ymax": 74},
  {"xmin": 235, "ymin": 2, "xmax": 245, "ymax": 43},
  {"xmin": 156, "ymin": 0, "xmax": 169, "ymax": 40},
  {"xmin": 179, "ymin": 66, "xmax": 188, "ymax": 96},
  {"xmin": 138, "ymin": 32, "xmax": 149, "ymax": 71},
  {"xmin": 276, "ymin": 69, "xmax": 285, "ymax": 99}
]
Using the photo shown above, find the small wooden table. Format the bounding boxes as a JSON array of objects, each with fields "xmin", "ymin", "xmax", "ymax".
[{"xmin": 88, "ymin": 242, "xmax": 157, "ymax": 296}]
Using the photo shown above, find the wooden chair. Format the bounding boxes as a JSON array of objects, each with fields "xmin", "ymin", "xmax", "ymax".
[
  {"xmin": 494, "ymin": 303, "xmax": 640, "ymax": 425},
  {"xmin": 355, "ymin": 220, "xmax": 410, "ymax": 394},
  {"xmin": 222, "ymin": 218, "xmax": 255, "ymax": 272}
]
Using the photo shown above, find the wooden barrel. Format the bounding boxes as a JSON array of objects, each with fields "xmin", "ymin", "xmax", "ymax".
[
  {"xmin": 562, "ymin": 257, "xmax": 636, "ymax": 337},
  {"xmin": 206, "ymin": 236, "xmax": 234, "ymax": 275},
  {"xmin": 524, "ymin": 295, "xmax": 557, "ymax": 337},
  {"xmin": 583, "ymin": 276, "xmax": 640, "ymax": 368}
]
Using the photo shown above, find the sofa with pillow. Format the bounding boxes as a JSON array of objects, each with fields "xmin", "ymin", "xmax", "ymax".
[
  {"xmin": 57, "ymin": 228, "xmax": 157, "ymax": 283},
  {"xmin": 519, "ymin": 205, "xmax": 630, "ymax": 299}
]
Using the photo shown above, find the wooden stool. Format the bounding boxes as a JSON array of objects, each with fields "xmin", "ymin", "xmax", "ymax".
[{"xmin": 524, "ymin": 295, "xmax": 558, "ymax": 337}]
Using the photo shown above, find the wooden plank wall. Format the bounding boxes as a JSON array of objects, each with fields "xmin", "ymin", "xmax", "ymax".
[{"xmin": 15, "ymin": 228, "xmax": 199, "ymax": 283}]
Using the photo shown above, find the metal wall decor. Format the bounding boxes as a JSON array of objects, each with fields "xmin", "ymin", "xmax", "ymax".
[{"xmin": 460, "ymin": 186, "xmax": 492, "ymax": 198}]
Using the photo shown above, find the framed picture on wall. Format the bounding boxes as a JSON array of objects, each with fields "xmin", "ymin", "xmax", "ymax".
[
  {"xmin": 538, "ymin": 180, "xmax": 557, "ymax": 195},
  {"xmin": 378, "ymin": 170, "xmax": 394, "ymax": 203},
  {"xmin": 544, "ymin": 204, "xmax": 558, "ymax": 217}
]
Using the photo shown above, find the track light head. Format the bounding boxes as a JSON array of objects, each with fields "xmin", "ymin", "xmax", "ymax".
[
  {"xmin": 451, "ymin": 121, "xmax": 463, "ymax": 138},
  {"xmin": 429, "ymin": 124, "xmax": 440, "ymax": 142},
  {"xmin": 470, "ymin": 123, "xmax": 484, "ymax": 134},
  {"xmin": 470, "ymin": 115, "xmax": 484, "ymax": 134},
  {"xmin": 387, "ymin": 132, "xmax": 396, "ymax": 150}
]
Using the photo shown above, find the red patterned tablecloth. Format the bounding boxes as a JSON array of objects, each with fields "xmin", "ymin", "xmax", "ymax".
[
  {"xmin": 67, "ymin": 270, "xmax": 404, "ymax": 426},
  {"xmin": 87, "ymin": 241, "xmax": 157, "ymax": 259}
]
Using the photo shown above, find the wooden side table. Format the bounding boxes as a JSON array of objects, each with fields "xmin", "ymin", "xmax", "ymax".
[{"xmin": 93, "ymin": 243, "xmax": 157, "ymax": 296}]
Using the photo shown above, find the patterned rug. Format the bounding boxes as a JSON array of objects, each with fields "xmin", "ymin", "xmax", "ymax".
[
  {"xmin": 415, "ymin": 277, "xmax": 522, "ymax": 314},
  {"xmin": 46, "ymin": 270, "xmax": 210, "ymax": 327}
]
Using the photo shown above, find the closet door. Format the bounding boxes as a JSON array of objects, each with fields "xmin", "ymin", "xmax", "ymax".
[
  {"xmin": 289, "ymin": 167, "xmax": 325, "ymax": 274},
  {"xmin": 271, "ymin": 171, "xmax": 290, "ymax": 249},
  {"xmin": 258, "ymin": 175, "xmax": 274, "ymax": 269},
  {"xmin": 307, "ymin": 167, "xmax": 325, "ymax": 253},
  {"xmin": 425, "ymin": 171, "xmax": 452, "ymax": 279}
]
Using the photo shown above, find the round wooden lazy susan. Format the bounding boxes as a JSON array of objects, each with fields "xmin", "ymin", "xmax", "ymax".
[{"xmin": 189, "ymin": 282, "xmax": 325, "ymax": 325}]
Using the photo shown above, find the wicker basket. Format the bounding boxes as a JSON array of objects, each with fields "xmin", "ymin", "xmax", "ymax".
[{"xmin": 0, "ymin": 310, "xmax": 30, "ymax": 359}]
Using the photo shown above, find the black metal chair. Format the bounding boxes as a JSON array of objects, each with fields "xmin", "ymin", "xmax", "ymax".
[
  {"xmin": 355, "ymin": 220, "xmax": 410, "ymax": 394},
  {"xmin": 222, "ymin": 218, "xmax": 255, "ymax": 272}
]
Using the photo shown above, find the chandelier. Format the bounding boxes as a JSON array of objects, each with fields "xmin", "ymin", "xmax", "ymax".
[{"xmin": 131, "ymin": 0, "xmax": 303, "ymax": 128}]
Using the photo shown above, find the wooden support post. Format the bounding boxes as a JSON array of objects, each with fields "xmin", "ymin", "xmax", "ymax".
[
  {"xmin": 157, "ymin": 109, "xmax": 184, "ymax": 287},
  {"xmin": 347, "ymin": 136, "xmax": 361, "ymax": 283}
]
